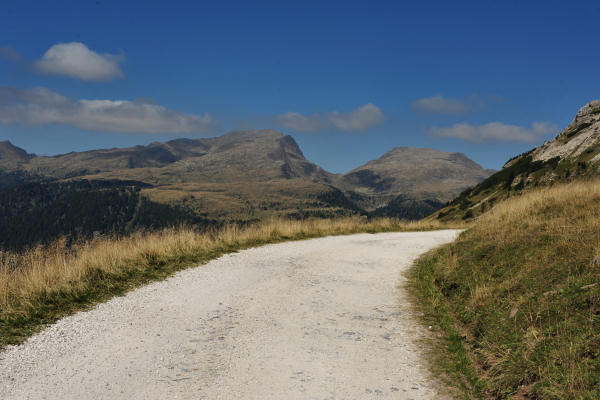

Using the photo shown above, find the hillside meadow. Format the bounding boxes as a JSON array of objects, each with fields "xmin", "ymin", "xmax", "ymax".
[
  {"xmin": 0, "ymin": 216, "xmax": 456, "ymax": 349},
  {"xmin": 410, "ymin": 179, "xmax": 600, "ymax": 399}
]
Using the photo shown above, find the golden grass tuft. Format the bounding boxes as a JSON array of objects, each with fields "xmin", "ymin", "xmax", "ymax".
[{"xmin": 0, "ymin": 216, "xmax": 455, "ymax": 348}]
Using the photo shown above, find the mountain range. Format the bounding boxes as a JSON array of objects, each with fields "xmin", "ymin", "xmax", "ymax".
[{"xmin": 0, "ymin": 130, "xmax": 493, "ymax": 223}]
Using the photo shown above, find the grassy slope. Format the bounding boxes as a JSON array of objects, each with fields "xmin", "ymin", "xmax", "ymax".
[
  {"xmin": 431, "ymin": 155, "xmax": 596, "ymax": 223},
  {"xmin": 0, "ymin": 217, "xmax": 456, "ymax": 350},
  {"xmin": 432, "ymin": 100, "xmax": 600, "ymax": 224},
  {"xmin": 409, "ymin": 180, "xmax": 600, "ymax": 399}
]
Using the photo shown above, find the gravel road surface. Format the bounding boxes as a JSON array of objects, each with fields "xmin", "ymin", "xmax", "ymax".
[{"xmin": 0, "ymin": 230, "xmax": 460, "ymax": 399}]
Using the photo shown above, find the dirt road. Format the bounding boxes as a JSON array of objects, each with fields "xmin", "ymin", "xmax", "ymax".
[{"xmin": 0, "ymin": 230, "xmax": 460, "ymax": 399}]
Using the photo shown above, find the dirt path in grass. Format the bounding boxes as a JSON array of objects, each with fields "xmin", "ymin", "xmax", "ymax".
[{"xmin": 0, "ymin": 230, "xmax": 460, "ymax": 400}]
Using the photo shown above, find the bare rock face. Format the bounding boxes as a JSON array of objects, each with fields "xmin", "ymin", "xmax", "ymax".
[
  {"xmin": 0, "ymin": 141, "xmax": 34, "ymax": 169},
  {"xmin": 574, "ymin": 100, "xmax": 600, "ymax": 121},
  {"xmin": 531, "ymin": 100, "xmax": 600, "ymax": 162}
]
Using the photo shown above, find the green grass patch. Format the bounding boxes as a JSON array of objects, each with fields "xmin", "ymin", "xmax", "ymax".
[
  {"xmin": 408, "ymin": 245, "xmax": 485, "ymax": 399},
  {"xmin": 409, "ymin": 181, "xmax": 600, "ymax": 399}
]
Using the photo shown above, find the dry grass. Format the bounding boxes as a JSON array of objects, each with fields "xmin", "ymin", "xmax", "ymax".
[
  {"xmin": 410, "ymin": 179, "xmax": 600, "ymax": 399},
  {"xmin": 0, "ymin": 216, "xmax": 454, "ymax": 349}
]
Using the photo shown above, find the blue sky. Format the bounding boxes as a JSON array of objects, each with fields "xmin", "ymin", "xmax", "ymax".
[{"xmin": 1, "ymin": 0, "xmax": 599, "ymax": 172}]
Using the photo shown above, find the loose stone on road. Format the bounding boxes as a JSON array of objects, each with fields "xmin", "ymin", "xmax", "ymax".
[{"xmin": 0, "ymin": 230, "xmax": 460, "ymax": 399}]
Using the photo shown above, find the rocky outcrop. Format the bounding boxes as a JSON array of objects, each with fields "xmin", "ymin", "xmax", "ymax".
[
  {"xmin": 0, "ymin": 141, "xmax": 34, "ymax": 169},
  {"xmin": 530, "ymin": 100, "xmax": 600, "ymax": 162}
]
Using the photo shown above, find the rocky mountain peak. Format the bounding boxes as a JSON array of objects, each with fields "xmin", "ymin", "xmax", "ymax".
[
  {"xmin": 574, "ymin": 100, "xmax": 600, "ymax": 120},
  {"xmin": 531, "ymin": 100, "xmax": 600, "ymax": 162},
  {"xmin": 0, "ymin": 141, "xmax": 33, "ymax": 163},
  {"xmin": 279, "ymin": 134, "xmax": 305, "ymax": 159},
  {"xmin": 563, "ymin": 100, "xmax": 600, "ymax": 133},
  {"xmin": 219, "ymin": 129, "xmax": 284, "ymax": 142},
  {"xmin": 373, "ymin": 147, "xmax": 485, "ymax": 171},
  {"xmin": 337, "ymin": 146, "xmax": 493, "ymax": 210}
]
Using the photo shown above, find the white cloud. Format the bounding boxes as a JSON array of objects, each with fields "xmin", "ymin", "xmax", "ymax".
[
  {"xmin": 275, "ymin": 112, "xmax": 325, "ymax": 132},
  {"xmin": 326, "ymin": 103, "xmax": 385, "ymax": 132},
  {"xmin": 428, "ymin": 121, "xmax": 558, "ymax": 142},
  {"xmin": 33, "ymin": 42, "xmax": 124, "ymax": 81},
  {"xmin": 0, "ymin": 87, "xmax": 216, "ymax": 134},
  {"xmin": 413, "ymin": 94, "xmax": 469, "ymax": 114},
  {"xmin": 275, "ymin": 103, "xmax": 385, "ymax": 133}
]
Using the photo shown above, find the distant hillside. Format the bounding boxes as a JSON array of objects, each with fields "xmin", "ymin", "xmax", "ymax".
[
  {"xmin": 0, "ymin": 179, "xmax": 213, "ymax": 250},
  {"xmin": 336, "ymin": 147, "xmax": 494, "ymax": 213},
  {"xmin": 13, "ymin": 130, "xmax": 333, "ymax": 184},
  {"xmin": 0, "ymin": 130, "xmax": 491, "ymax": 227},
  {"xmin": 369, "ymin": 196, "xmax": 444, "ymax": 220},
  {"xmin": 432, "ymin": 100, "xmax": 600, "ymax": 221},
  {"xmin": 0, "ymin": 131, "xmax": 351, "ymax": 222}
]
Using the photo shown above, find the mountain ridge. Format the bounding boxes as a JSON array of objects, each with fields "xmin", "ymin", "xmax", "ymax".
[
  {"xmin": 0, "ymin": 140, "xmax": 35, "ymax": 167},
  {"xmin": 337, "ymin": 146, "xmax": 494, "ymax": 210},
  {"xmin": 0, "ymin": 130, "xmax": 491, "ymax": 221}
]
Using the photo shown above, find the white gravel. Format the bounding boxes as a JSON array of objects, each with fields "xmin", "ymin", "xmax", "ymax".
[{"xmin": 0, "ymin": 230, "xmax": 460, "ymax": 399}]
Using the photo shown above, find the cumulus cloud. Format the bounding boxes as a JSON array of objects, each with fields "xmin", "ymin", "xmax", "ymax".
[
  {"xmin": 275, "ymin": 103, "xmax": 385, "ymax": 133},
  {"xmin": 413, "ymin": 94, "xmax": 469, "ymax": 114},
  {"xmin": 275, "ymin": 112, "xmax": 325, "ymax": 132},
  {"xmin": 327, "ymin": 103, "xmax": 385, "ymax": 132},
  {"xmin": 33, "ymin": 42, "xmax": 124, "ymax": 81},
  {"xmin": 428, "ymin": 121, "xmax": 558, "ymax": 142},
  {"xmin": 0, "ymin": 86, "xmax": 215, "ymax": 134}
]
